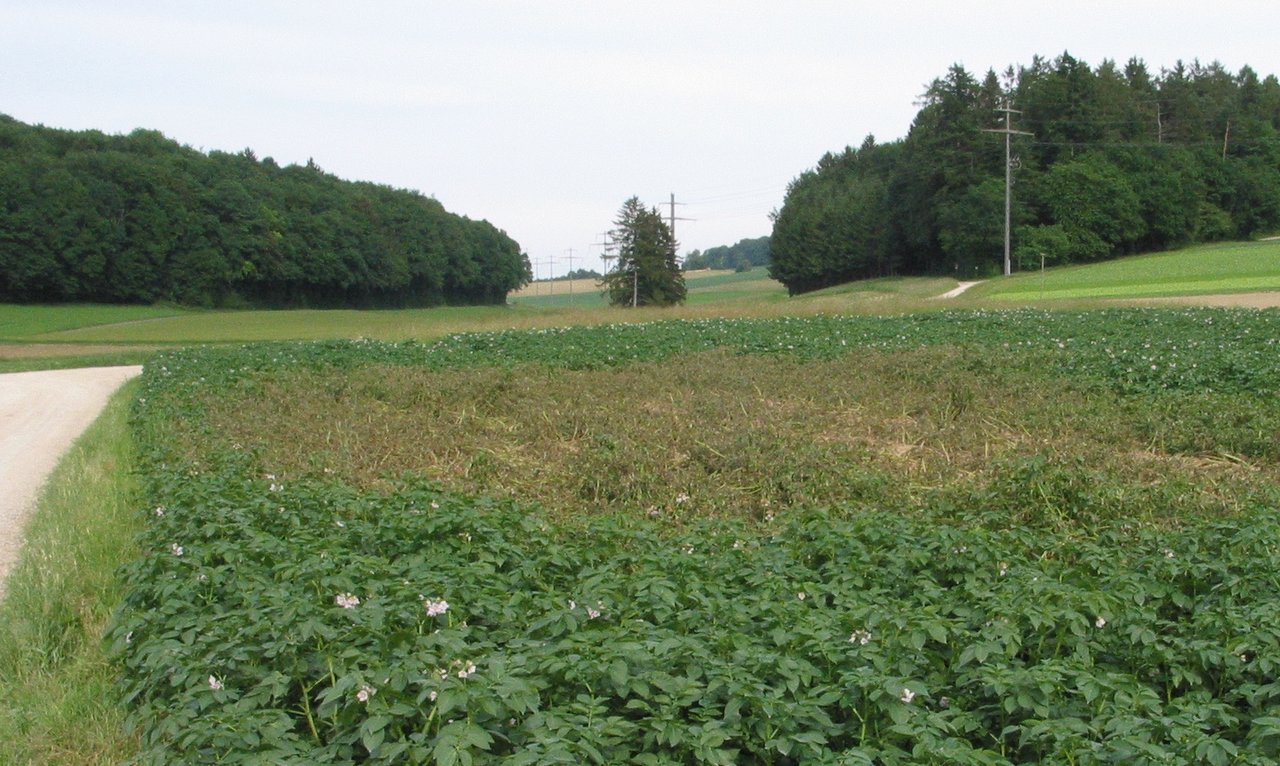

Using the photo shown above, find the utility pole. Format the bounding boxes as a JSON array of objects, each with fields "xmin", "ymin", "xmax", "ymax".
[
  {"xmin": 564, "ymin": 248, "xmax": 576, "ymax": 296},
  {"xmin": 592, "ymin": 232, "xmax": 620, "ymax": 305},
  {"xmin": 665, "ymin": 193, "xmax": 693, "ymax": 267},
  {"xmin": 983, "ymin": 103, "xmax": 1033, "ymax": 276},
  {"xmin": 536, "ymin": 257, "xmax": 554, "ymax": 295},
  {"xmin": 593, "ymin": 232, "xmax": 616, "ymax": 275}
]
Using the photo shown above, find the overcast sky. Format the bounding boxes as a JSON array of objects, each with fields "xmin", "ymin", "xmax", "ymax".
[{"xmin": 4, "ymin": 1, "xmax": 1279, "ymax": 276}]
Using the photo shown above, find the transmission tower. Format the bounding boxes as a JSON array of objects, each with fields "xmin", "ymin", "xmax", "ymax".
[
  {"xmin": 592, "ymin": 232, "xmax": 617, "ymax": 274},
  {"xmin": 665, "ymin": 193, "xmax": 693, "ymax": 266}
]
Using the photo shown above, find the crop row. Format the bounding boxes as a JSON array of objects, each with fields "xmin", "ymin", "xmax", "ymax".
[
  {"xmin": 111, "ymin": 469, "xmax": 1280, "ymax": 765},
  {"xmin": 141, "ymin": 307, "xmax": 1280, "ymax": 399}
]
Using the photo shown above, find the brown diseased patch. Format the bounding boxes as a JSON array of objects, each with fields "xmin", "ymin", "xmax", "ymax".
[{"xmin": 193, "ymin": 347, "xmax": 1278, "ymax": 525}]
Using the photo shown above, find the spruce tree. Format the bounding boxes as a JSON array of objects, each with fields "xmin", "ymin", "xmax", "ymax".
[{"xmin": 602, "ymin": 196, "xmax": 686, "ymax": 307}]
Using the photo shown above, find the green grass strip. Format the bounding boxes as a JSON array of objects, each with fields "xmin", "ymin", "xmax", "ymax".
[
  {"xmin": 0, "ymin": 305, "xmax": 184, "ymax": 339},
  {"xmin": 0, "ymin": 382, "xmax": 141, "ymax": 765},
  {"xmin": 985, "ymin": 240, "xmax": 1280, "ymax": 300}
]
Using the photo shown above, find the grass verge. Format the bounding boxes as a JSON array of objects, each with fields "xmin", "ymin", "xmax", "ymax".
[
  {"xmin": 0, "ymin": 348, "xmax": 158, "ymax": 375},
  {"xmin": 0, "ymin": 381, "xmax": 140, "ymax": 765}
]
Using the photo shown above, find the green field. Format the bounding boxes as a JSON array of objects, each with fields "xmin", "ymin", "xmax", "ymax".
[
  {"xmin": 0, "ymin": 303, "xmax": 185, "ymax": 338},
  {"xmin": 975, "ymin": 240, "xmax": 1280, "ymax": 301},
  {"xmin": 5, "ymin": 241, "xmax": 1279, "ymax": 351}
]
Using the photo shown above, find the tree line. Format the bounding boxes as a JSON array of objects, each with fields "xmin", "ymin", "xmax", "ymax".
[
  {"xmin": 0, "ymin": 114, "xmax": 531, "ymax": 307},
  {"xmin": 682, "ymin": 235, "xmax": 770, "ymax": 271},
  {"xmin": 770, "ymin": 54, "xmax": 1280, "ymax": 294}
]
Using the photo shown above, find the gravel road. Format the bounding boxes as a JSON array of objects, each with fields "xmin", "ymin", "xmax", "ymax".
[{"xmin": 0, "ymin": 365, "xmax": 142, "ymax": 598}]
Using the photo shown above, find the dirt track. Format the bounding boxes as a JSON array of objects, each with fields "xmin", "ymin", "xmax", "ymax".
[{"xmin": 0, "ymin": 365, "xmax": 142, "ymax": 599}]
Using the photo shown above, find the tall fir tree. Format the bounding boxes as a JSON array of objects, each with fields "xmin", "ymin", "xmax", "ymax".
[{"xmin": 601, "ymin": 197, "xmax": 685, "ymax": 307}]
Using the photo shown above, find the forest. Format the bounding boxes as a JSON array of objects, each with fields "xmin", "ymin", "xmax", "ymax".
[
  {"xmin": 682, "ymin": 235, "xmax": 771, "ymax": 271},
  {"xmin": 0, "ymin": 115, "xmax": 530, "ymax": 307},
  {"xmin": 770, "ymin": 54, "xmax": 1280, "ymax": 294}
]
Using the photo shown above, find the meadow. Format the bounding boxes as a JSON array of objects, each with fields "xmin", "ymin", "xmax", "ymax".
[
  {"xmin": 113, "ymin": 308, "xmax": 1280, "ymax": 764},
  {"xmin": 974, "ymin": 240, "xmax": 1280, "ymax": 302}
]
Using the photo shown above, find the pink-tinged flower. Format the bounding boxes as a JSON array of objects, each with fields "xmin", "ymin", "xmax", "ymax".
[
  {"xmin": 424, "ymin": 598, "xmax": 449, "ymax": 617},
  {"xmin": 335, "ymin": 593, "xmax": 360, "ymax": 609},
  {"xmin": 586, "ymin": 606, "xmax": 601, "ymax": 620},
  {"xmin": 170, "ymin": 543, "xmax": 184, "ymax": 556},
  {"xmin": 208, "ymin": 675, "xmax": 223, "ymax": 691},
  {"xmin": 357, "ymin": 684, "xmax": 375, "ymax": 703},
  {"xmin": 456, "ymin": 661, "xmax": 477, "ymax": 679},
  {"xmin": 900, "ymin": 687, "xmax": 916, "ymax": 704}
]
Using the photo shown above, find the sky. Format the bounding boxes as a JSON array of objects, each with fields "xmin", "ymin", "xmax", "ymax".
[{"xmin": 4, "ymin": 1, "xmax": 1280, "ymax": 277}]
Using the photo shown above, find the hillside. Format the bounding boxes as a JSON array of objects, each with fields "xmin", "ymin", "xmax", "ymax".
[{"xmin": 771, "ymin": 54, "xmax": 1280, "ymax": 294}]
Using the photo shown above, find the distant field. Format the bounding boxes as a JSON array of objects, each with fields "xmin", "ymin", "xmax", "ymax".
[
  {"xmin": 0, "ymin": 304, "xmax": 184, "ymax": 338},
  {"xmin": 17, "ymin": 269, "xmax": 792, "ymax": 344},
  {"xmin": 24, "ymin": 305, "xmax": 537, "ymax": 344},
  {"xmin": 976, "ymin": 240, "xmax": 1280, "ymax": 301},
  {"xmin": 508, "ymin": 268, "xmax": 785, "ymax": 309},
  {"xmin": 6, "ymin": 241, "xmax": 1280, "ymax": 352}
]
